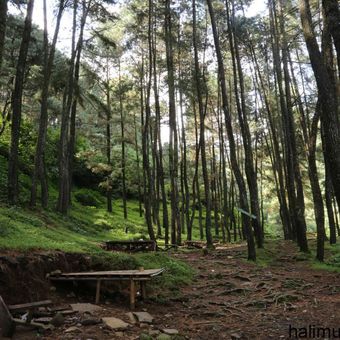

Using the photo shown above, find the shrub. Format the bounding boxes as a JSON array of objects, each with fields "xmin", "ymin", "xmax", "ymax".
[{"xmin": 74, "ymin": 189, "xmax": 101, "ymax": 207}]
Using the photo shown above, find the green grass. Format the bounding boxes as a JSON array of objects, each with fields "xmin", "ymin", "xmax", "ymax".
[
  {"xmin": 0, "ymin": 199, "xmax": 194, "ymax": 291},
  {"xmin": 0, "ymin": 153, "xmax": 194, "ymax": 291},
  {"xmin": 311, "ymin": 242, "xmax": 340, "ymax": 273},
  {"xmin": 253, "ymin": 248, "xmax": 274, "ymax": 267},
  {"xmin": 0, "ymin": 199, "xmax": 147, "ymax": 252}
]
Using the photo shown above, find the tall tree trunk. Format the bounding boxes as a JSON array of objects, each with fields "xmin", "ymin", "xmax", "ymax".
[
  {"xmin": 299, "ymin": 0, "xmax": 340, "ymax": 210},
  {"xmin": 250, "ymin": 44, "xmax": 292, "ymax": 239},
  {"xmin": 226, "ymin": 0, "xmax": 263, "ymax": 247},
  {"xmin": 152, "ymin": 37, "xmax": 169, "ymax": 243},
  {"xmin": 322, "ymin": 0, "xmax": 340, "ymax": 73},
  {"xmin": 8, "ymin": 0, "xmax": 35, "ymax": 205},
  {"xmin": 177, "ymin": 38, "xmax": 189, "ymax": 237},
  {"xmin": 134, "ymin": 108, "xmax": 142, "ymax": 217},
  {"xmin": 193, "ymin": 0, "xmax": 213, "ymax": 247},
  {"xmin": 179, "ymin": 94, "xmax": 190, "ymax": 236},
  {"xmin": 322, "ymin": 127, "xmax": 337, "ymax": 244},
  {"xmin": 137, "ymin": 52, "xmax": 144, "ymax": 218},
  {"xmin": 142, "ymin": 0, "xmax": 156, "ymax": 241},
  {"xmin": 279, "ymin": 0, "xmax": 309, "ymax": 252},
  {"xmin": 31, "ymin": 0, "xmax": 65, "ymax": 208},
  {"xmin": 118, "ymin": 60, "xmax": 127, "ymax": 219},
  {"xmin": 333, "ymin": 199, "xmax": 340, "ymax": 237},
  {"xmin": 271, "ymin": 0, "xmax": 309, "ymax": 251},
  {"xmin": 0, "ymin": 0, "xmax": 8, "ymax": 71},
  {"xmin": 326, "ymin": 182, "xmax": 337, "ymax": 244},
  {"xmin": 211, "ymin": 137, "xmax": 219, "ymax": 238},
  {"xmin": 68, "ymin": 1, "xmax": 89, "ymax": 206},
  {"xmin": 216, "ymin": 94, "xmax": 230, "ymax": 243},
  {"xmin": 289, "ymin": 47, "xmax": 325, "ymax": 259},
  {"xmin": 106, "ymin": 60, "xmax": 112, "ymax": 213},
  {"xmin": 206, "ymin": 0, "xmax": 256, "ymax": 260},
  {"xmin": 188, "ymin": 101, "xmax": 202, "ymax": 241},
  {"xmin": 57, "ymin": 0, "xmax": 78, "ymax": 214},
  {"xmin": 165, "ymin": 0, "xmax": 180, "ymax": 245},
  {"xmin": 309, "ymin": 108, "xmax": 325, "ymax": 261}
]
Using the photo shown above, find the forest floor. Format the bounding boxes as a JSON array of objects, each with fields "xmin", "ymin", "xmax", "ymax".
[{"xmin": 9, "ymin": 240, "xmax": 340, "ymax": 340}]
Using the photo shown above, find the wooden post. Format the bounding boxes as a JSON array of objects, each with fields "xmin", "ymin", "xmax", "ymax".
[
  {"xmin": 0, "ymin": 296, "xmax": 16, "ymax": 337},
  {"xmin": 95, "ymin": 280, "xmax": 101, "ymax": 304},
  {"xmin": 130, "ymin": 280, "xmax": 135, "ymax": 309},
  {"xmin": 140, "ymin": 281, "xmax": 147, "ymax": 300}
]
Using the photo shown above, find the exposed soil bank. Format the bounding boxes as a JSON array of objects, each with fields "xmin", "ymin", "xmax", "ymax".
[{"xmin": 0, "ymin": 251, "xmax": 92, "ymax": 304}]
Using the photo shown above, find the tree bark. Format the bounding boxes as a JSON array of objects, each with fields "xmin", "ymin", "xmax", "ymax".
[
  {"xmin": 250, "ymin": 43, "xmax": 292, "ymax": 239},
  {"xmin": 118, "ymin": 60, "xmax": 127, "ymax": 219},
  {"xmin": 68, "ymin": 0, "xmax": 89, "ymax": 205},
  {"xmin": 308, "ymin": 103, "xmax": 325, "ymax": 260},
  {"xmin": 226, "ymin": 0, "xmax": 263, "ymax": 248},
  {"xmin": 299, "ymin": 0, "xmax": 340, "ymax": 211},
  {"xmin": 31, "ymin": 0, "xmax": 65, "ymax": 208},
  {"xmin": 165, "ymin": 0, "xmax": 180, "ymax": 245},
  {"xmin": 0, "ymin": 0, "xmax": 8, "ymax": 71},
  {"xmin": 57, "ymin": 0, "xmax": 78, "ymax": 214},
  {"xmin": 206, "ymin": 0, "xmax": 256, "ymax": 260},
  {"xmin": 193, "ymin": 0, "xmax": 213, "ymax": 247},
  {"xmin": 106, "ymin": 59, "xmax": 112, "ymax": 213},
  {"xmin": 322, "ymin": 0, "xmax": 340, "ymax": 73},
  {"xmin": 151, "ymin": 39, "xmax": 169, "ymax": 242},
  {"xmin": 142, "ymin": 0, "xmax": 156, "ymax": 241},
  {"xmin": 8, "ymin": 0, "xmax": 35, "ymax": 205}
]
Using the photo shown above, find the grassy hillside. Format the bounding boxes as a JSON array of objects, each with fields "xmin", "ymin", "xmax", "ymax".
[{"xmin": 0, "ymin": 154, "xmax": 194, "ymax": 291}]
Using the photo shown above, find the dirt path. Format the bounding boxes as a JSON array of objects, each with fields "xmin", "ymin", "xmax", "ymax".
[
  {"xmin": 171, "ymin": 241, "xmax": 340, "ymax": 339},
  {"xmin": 12, "ymin": 241, "xmax": 340, "ymax": 339}
]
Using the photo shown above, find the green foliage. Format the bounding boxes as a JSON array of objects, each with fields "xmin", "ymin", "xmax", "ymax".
[
  {"xmin": 312, "ymin": 243, "xmax": 340, "ymax": 272},
  {"xmin": 91, "ymin": 252, "xmax": 140, "ymax": 270},
  {"xmin": 74, "ymin": 188, "xmax": 103, "ymax": 207},
  {"xmin": 0, "ymin": 156, "xmax": 7, "ymax": 202},
  {"xmin": 136, "ymin": 253, "xmax": 194, "ymax": 290}
]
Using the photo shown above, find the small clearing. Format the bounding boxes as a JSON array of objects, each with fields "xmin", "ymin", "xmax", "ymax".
[{"xmin": 10, "ymin": 241, "xmax": 340, "ymax": 339}]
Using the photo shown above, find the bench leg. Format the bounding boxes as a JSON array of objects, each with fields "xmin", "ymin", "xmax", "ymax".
[
  {"xmin": 140, "ymin": 281, "xmax": 147, "ymax": 300},
  {"xmin": 95, "ymin": 280, "xmax": 101, "ymax": 304},
  {"xmin": 130, "ymin": 280, "xmax": 135, "ymax": 309}
]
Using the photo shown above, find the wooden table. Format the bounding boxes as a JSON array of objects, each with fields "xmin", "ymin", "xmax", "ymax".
[
  {"xmin": 49, "ymin": 268, "xmax": 164, "ymax": 309},
  {"xmin": 103, "ymin": 240, "xmax": 157, "ymax": 252}
]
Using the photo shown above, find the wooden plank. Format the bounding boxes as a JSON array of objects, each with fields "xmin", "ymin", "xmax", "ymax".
[
  {"xmin": 104, "ymin": 240, "xmax": 157, "ymax": 252},
  {"xmin": 105, "ymin": 240, "xmax": 155, "ymax": 245},
  {"xmin": 8, "ymin": 300, "xmax": 52, "ymax": 311},
  {"xmin": 140, "ymin": 281, "xmax": 147, "ymax": 300},
  {"xmin": 49, "ymin": 268, "xmax": 164, "ymax": 278},
  {"xmin": 49, "ymin": 277, "xmax": 151, "ymax": 282},
  {"xmin": 12, "ymin": 318, "xmax": 52, "ymax": 331},
  {"xmin": 95, "ymin": 280, "xmax": 101, "ymax": 304},
  {"xmin": 130, "ymin": 280, "xmax": 135, "ymax": 309}
]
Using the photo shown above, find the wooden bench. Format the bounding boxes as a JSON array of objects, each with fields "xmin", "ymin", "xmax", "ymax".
[
  {"xmin": 0, "ymin": 296, "xmax": 52, "ymax": 337},
  {"xmin": 184, "ymin": 240, "xmax": 205, "ymax": 248},
  {"xmin": 103, "ymin": 240, "xmax": 157, "ymax": 252},
  {"xmin": 49, "ymin": 268, "xmax": 164, "ymax": 309}
]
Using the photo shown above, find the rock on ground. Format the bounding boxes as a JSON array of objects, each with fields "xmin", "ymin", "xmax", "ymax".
[
  {"xmin": 133, "ymin": 312, "xmax": 154, "ymax": 324},
  {"xmin": 162, "ymin": 328, "xmax": 179, "ymax": 335},
  {"xmin": 70, "ymin": 303, "xmax": 103, "ymax": 314},
  {"xmin": 102, "ymin": 317, "xmax": 130, "ymax": 330}
]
